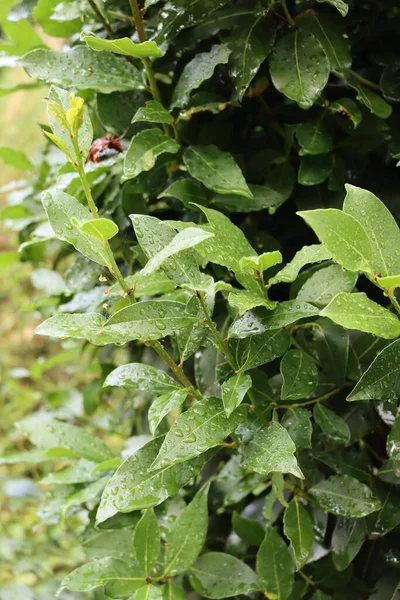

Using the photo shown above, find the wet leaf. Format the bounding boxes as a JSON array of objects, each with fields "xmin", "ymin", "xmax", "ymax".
[
  {"xmin": 132, "ymin": 100, "xmax": 174, "ymax": 125},
  {"xmin": 330, "ymin": 98, "xmax": 362, "ymax": 127},
  {"xmin": 282, "ymin": 408, "xmax": 313, "ymax": 449},
  {"xmin": 148, "ymin": 389, "xmax": 189, "ymax": 435},
  {"xmin": 232, "ymin": 511, "xmax": 265, "ymax": 546},
  {"xmin": 366, "ymin": 482, "xmax": 400, "ymax": 536},
  {"xmin": 123, "ymin": 129, "xmax": 180, "ymax": 182},
  {"xmin": 221, "ymin": 372, "xmax": 252, "ymax": 416},
  {"xmin": 348, "ymin": 339, "xmax": 400, "ymax": 401},
  {"xmin": 81, "ymin": 33, "xmax": 163, "ymax": 58},
  {"xmin": 281, "ymin": 349, "xmax": 318, "ymax": 401},
  {"xmin": 257, "ymin": 525, "xmax": 295, "ymax": 599},
  {"xmin": 104, "ymin": 363, "xmax": 181, "ymax": 395},
  {"xmin": 158, "ymin": 178, "xmax": 208, "ymax": 208},
  {"xmin": 296, "ymin": 264, "xmax": 357, "ymax": 308},
  {"xmin": 270, "ymin": 245, "xmax": 331, "ymax": 285},
  {"xmin": 133, "ymin": 509, "xmax": 160, "ymax": 575},
  {"xmin": 310, "ymin": 474, "xmax": 381, "ymax": 517},
  {"xmin": 313, "ymin": 404, "xmax": 351, "ymax": 445},
  {"xmin": 331, "ymin": 517, "xmax": 366, "ymax": 571},
  {"xmin": 315, "ymin": 318, "xmax": 349, "ymax": 387},
  {"xmin": 283, "ymin": 498, "xmax": 314, "ymax": 570},
  {"xmin": 233, "ymin": 329, "xmax": 291, "ymax": 372}
]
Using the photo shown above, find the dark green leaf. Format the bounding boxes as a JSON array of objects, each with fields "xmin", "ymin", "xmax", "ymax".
[
  {"xmin": 283, "ymin": 498, "xmax": 314, "ymax": 570},
  {"xmin": 316, "ymin": 0, "xmax": 349, "ymax": 16},
  {"xmin": 310, "ymin": 474, "xmax": 381, "ymax": 517},
  {"xmin": 296, "ymin": 123, "xmax": 333, "ymax": 155},
  {"xmin": 257, "ymin": 525, "xmax": 295, "ymax": 599},
  {"xmin": 232, "ymin": 511, "xmax": 265, "ymax": 546},
  {"xmin": 348, "ymin": 338, "xmax": 400, "ymax": 401},
  {"xmin": 233, "ymin": 329, "xmax": 291, "ymax": 372},
  {"xmin": 315, "ymin": 318, "xmax": 349, "ymax": 387},
  {"xmin": 331, "ymin": 517, "xmax": 366, "ymax": 571},
  {"xmin": 281, "ymin": 350, "xmax": 319, "ymax": 401},
  {"xmin": 313, "ymin": 404, "xmax": 351, "ymax": 445},
  {"xmin": 133, "ymin": 509, "xmax": 160, "ymax": 575},
  {"xmin": 348, "ymin": 79, "xmax": 392, "ymax": 119},
  {"xmin": 282, "ymin": 408, "xmax": 313, "ymax": 449},
  {"xmin": 123, "ymin": 130, "xmax": 180, "ymax": 182}
]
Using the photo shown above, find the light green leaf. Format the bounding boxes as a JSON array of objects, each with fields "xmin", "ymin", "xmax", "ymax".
[
  {"xmin": 227, "ymin": 289, "xmax": 277, "ymax": 316},
  {"xmin": 96, "ymin": 437, "xmax": 212, "ymax": 523},
  {"xmin": 22, "ymin": 46, "xmax": 144, "ymax": 93},
  {"xmin": 148, "ymin": 389, "xmax": 189, "ymax": 435},
  {"xmin": 57, "ymin": 558, "xmax": 145, "ymax": 597},
  {"xmin": 281, "ymin": 408, "xmax": 312, "ymax": 449},
  {"xmin": 257, "ymin": 525, "xmax": 295, "ymax": 600},
  {"xmin": 283, "ymin": 498, "xmax": 314, "ymax": 570},
  {"xmin": 343, "ymin": 184, "xmax": 400, "ymax": 277},
  {"xmin": 40, "ymin": 459, "xmax": 98, "ymax": 485},
  {"xmin": 269, "ymin": 245, "xmax": 331, "ymax": 285},
  {"xmin": 280, "ymin": 349, "xmax": 318, "ymax": 401},
  {"xmin": 132, "ymin": 585, "xmax": 163, "ymax": 600},
  {"xmin": 228, "ymin": 14, "xmax": 276, "ymax": 100},
  {"xmin": 60, "ymin": 476, "xmax": 108, "ymax": 520},
  {"xmin": 297, "ymin": 208, "xmax": 373, "ymax": 273},
  {"xmin": 132, "ymin": 101, "xmax": 174, "ymax": 125},
  {"xmin": 233, "ymin": 329, "xmax": 291, "ymax": 372},
  {"xmin": 316, "ymin": 0, "xmax": 349, "ymax": 16},
  {"xmin": 269, "ymin": 30, "xmax": 329, "ymax": 109},
  {"xmin": 347, "ymin": 339, "xmax": 400, "ymax": 401},
  {"xmin": 222, "ymin": 373, "xmax": 252, "ymax": 416},
  {"xmin": 348, "ymin": 79, "xmax": 392, "ymax": 119},
  {"xmin": 320, "ymin": 292, "xmax": 400, "ymax": 339},
  {"xmin": 183, "ymin": 145, "xmax": 253, "ymax": 198},
  {"xmin": 295, "ymin": 123, "xmax": 333, "ymax": 155},
  {"xmin": 133, "ymin": 509, "xmax": 160, "ymax": 575},
  {"xmin": 310, "ymin": 474, "xmax": 381, "ymax": 517},
  {"xmin": 158, "ymin": 178, "xmax": 208, "ymax": 208},
  {"xmin": 16, "ymin": 419, "xmax": 114, "ymax": 463},
  {"xmin": 104, "ymin": 363, "xmax": 181, "ymax": 395},
  {"xmin": 35, "ymin": 312, "xmax": 108, "ymax": 345},
  {"xmin": 164, "ymin": 484, "xmax": 209, "ymax": 576},
  {"xmin": 241, "ymin": 422, "xmax": 304, "ymax": 479},
  {"xmin": 313, "ymin": 404, "xmax": 351, "ymax": 445},
  {"xmin": 171, "ymin": 44, "xmax": 230, "ymax": 108},
  {"xmin": 0, "ymin": 146, "xmax": 33, "ymax": 171},
  {"xmin": 189, "ymin": 552, "xmax": 260, "ymax": 599},
  {"xmin": 151, "ymin": 396, "xmax": 242, "ymax": 470},
  {"xmin": 0, "ymin": 450, "xmax": 53, "ymax": 465},
  {"xmin": 123, "ymin": 129, "xmax": 180, "ymax": 182},
  {"xmin": 376, "ymin": 274, "xmax": 400, "ymax": 292},
  {"xmin": 41, "ymin": 189, "xmax": 109, "ymax": 267},
  {"xmin": 296, "ymin": 264, "xmax": 358, "ymax": 308},
  {"xmin": 162, "ymin": 582, "xmax": 186, "ymax": 600},
  {"xmin": 332, "ymin": 517, "xmax": 366, "ymax": 571},
  {"xmin": 81, "ymin": 32, "xmax": 163, "ymax": 58},
  {"xmin": 240, "ymin": 250, "xmax": 282, "ymax": 274},
  {"xmin": 80, "ymin": 218, "xmax": 119, "ymax": 242}
]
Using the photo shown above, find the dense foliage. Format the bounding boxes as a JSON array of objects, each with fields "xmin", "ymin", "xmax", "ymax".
[{"xmin": 1, "ymin": 0, "xmax": 400, "ymax": 598}]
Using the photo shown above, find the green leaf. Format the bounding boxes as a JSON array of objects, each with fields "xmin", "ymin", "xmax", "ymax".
[
  {"xmin": 228, "ymin": 14, "xmax": 276, "ymax": 100},
  {"xmin": 123, "ymin": 129, "xmax": 180, "ymax": 182},
  {"xmin": 0, "ymin": 146, "xmax": 33, "ymax": 170},
  {"xmin": 151, "ymin": 397, "xmax": 242, "ymax": 470},
  {"xmin": 295, "ymin": 123, "xmax": 333, "ymax": 155},
  {"xmin": 164, "ymin": 484, "xmax": 209, "ymax": 576},
  {"xmin": 41, "ymin": 189, "xmax": 109, "ymax": 267},
  {"xmin": 148, "ymin": 389, "xmax": 189, "ymax": 435},
  {"xmin": 240, "ymin": 250, "xmax": 283, "ymax": 274},
  {"xmin": 221, "ymin": 373, "xmax": 252, "ymax": 416},
  {"xmin": 297, "ymin": 208, "xmax": 373, "ymax": 273},
  {"xmin": 57, "ymin": 558, "xmax": 145, "ymax": 597},
  {"xmin": 241, "ymin": 422, "xmax": 304, "ymax": 479},
  {"xmin": 60, "ymin": 476, "xmax": 109, "ymax": 521},
  {"xmin": 257, "ymin": 525, "xmax": 295, "ymax": 600},
  {"xmin": 189, "ymin": 552, "xmax": 260, "ymax": 599},
  {"xmin": 387, "ymin": 417, "xmax": 400, "ymax": 466},
  {"xmin": 232, "ymin": 511, "xmax": 265, "ymax": 546},
  {"xmin": 133, "ymin": 585, "xmax": 163, "ymax": 600},
  {"xmin": 376, "ymin": 274, "xmax": 400, "ymax": 292},
  {"xmin": 22, "ymin": 46, "xmax": 144, "ymax": 93},
  {"xmin": 133, "ymin": 509, "xmax": 160, "ymax": 575},
  {"xmin": 96, "ymin": 437, "xmax": 212, "ymax": 523},
  {"xmin": 282, "ymin": 408, "xmax": 312, "ymax": 449},
  {"xmin": 229, "ymin": 301, "xmax": 320, "ymax": 338},
  {"xmin": 320, "ymin": 292, "xmax": 400, "ymax": 339},
  {"xmin": 158, "ymin": 178, "xmax": 208, "ymax": 208},
  {"xmin": 283, "ymin": 498, "xmax": 314, "ymax": 570},
  {"xmin": 331, "ymin": 517, "xmax": 366, "ymax": 571},
  {"xmin": 348, "ymin": 79, "xmax": 392, "ymax": 119},
  {"xmin": 270, "ymin": 245, "xmax": 331, "ymax": 285},
  {"xmin": 269, "ymin": 30, "xmax": 330, "ymax": 109},
  {"xmin": 132, "ymin": 101, "xmax": 174, "ymax": 125},
  {"xmin": 140, "ymin": 227, "xmax": 213, "ymax": 276},
  {"xmin": 80, "ymin": 218, "xmax": 119, "ymax": 242},
  {"xmin": 330, "ymin": 98, "xmax": 362, "ymax": 127},
  {"xmin": 183, "ymin": 145, "xmax": 253, "ymax": 198},
  {"xmin": 104, "ymin": 363, "xmax": 181, "ymax": 395},
  {"xmin": 310, "ymin": 474, "xmax": 381, "ymax": 517},
  {"xmin": 298, "ymin": 153, "xmax": 332, "ymax": 186},
  {"xmin": 296, "ymin": 264, "xmax": 358, "ymax": 308},
  {"xmin": 233, "ymin": 329, "xmax": 291, "ymax": 372},
  {"xmin": 366, "ymin": 482, "xmax": 400, "ymax": 536},
  {"xmin": 35, "ymin": 312, "xmax": 106, "ymax": 345},
  {"xmin": 281, "ymin": 349, "xmax": 318, "ymax": 401},
  {"xmin": 81, "ymin": 32, "xmax": 163, "ymax": 58},
  {"xmin": 162, "ymin": 582, "xmax": 186, "ymax": 600},
  {"xmin": 316, "ymin": 0, "xmax": 349, "ymax": 16},
  {"xmin": 17, "ymin": 419, "xmax": 114, "ymax": 463},
  {"xmin": 343, "ymin": 184, "xmax": 400, "ymax": 277},
  {"xmin": 227, "ymin": 289, "xmax": 277, "ymax": 316},
  {"xmin": 171, "ymin": 44, "xmax": 230, "ymax": 108},
  {"xmin": 347, "ymin": 339, "xmax": 400, "ymax": 401},
  {"xmin": 33, "ymin": 0, "xmax": 81, "ymax": 37},
  {"xmin": 313, "ymin": 404, "xmax": 351, "ymax": 445},
  {"xmin": 315, "ymin": 319, "xmax": 349, "ymax": 387}
]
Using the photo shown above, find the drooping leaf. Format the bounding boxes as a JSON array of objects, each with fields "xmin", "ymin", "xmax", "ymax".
[
  {"xmin": 330, "ymin": 98, "xmax": 362, "ymax": 127},
  {"xmin": 280, "ymin": 349, "xmax": 319, "ymax": 401},
  {"xmin": 347, "ymin": 339, "xmax": 400, "ymax": 401},
  {"xmin": 221, "ymin": 372, "xmax": 252, "ymax": 416},
  {"xmin": 81, "ymin": 32, "xmax": 164, "ymax": 58},
  {"xmin": 257, "ymin": 525, "xmax": 295, "ymax": 600},
  {"xmin": 283, "ymin": 498, "xmax": 314, "ymax": 570},
  {"xmin": 313, "ymin": 404, "xmax": 351, "ymax": 445},
  {"xmin": 133, "ymin": 509, "xmax": 160, "ymax": 575},
  {"xmin": 310, "ymin": 474, "xmax": 381, "ymax": 517},
  {"xmin": 123, "ymin": 129, "xmax": 180, "ymax": 182}
]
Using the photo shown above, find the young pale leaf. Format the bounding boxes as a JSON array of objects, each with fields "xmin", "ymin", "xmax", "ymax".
[
  {"xmin": 81, "ymin": 33, "xmax": 163, "ymax": 58},
  {"xmin": 104, "ymin": 363, "xmax": 181, "ymax": 395},
  {"xmin": 17, "ymin": 419, "xmax": 114, "ymax": 463},
  {"xmin": 132, "ymin": 101, "xmax": 174, "ymax": 125},
  {"xmin": 376, "ymin": 274, "xmax": 400, "ymax": 292},
  {"xmin": 269, "ymin": 30, "xmax": 329, "ymax": 109},
  {"xmin": 96, "ymin": 437, "xmax": 212, "ymax": 523},
  {"xmin": 171, "ymin": 44, "xmax": 230, "ymax": 108},
  {"xmin": 316, "ymin": 0, "xmax": 349, "ymax": 16},
  {"xmin": 151, "ymin": 397, "xmax": 242, "ymax": 470},
  {"xmin": 148, "ymin": 389, "xmax": 188, "ymax": 435},
  {"xmin": 42, "ymin": 189, "xmax": 109, "ymax": 267},
  {"xmin": 283, "ymin": 498, "xmax": 314, "ymax": 570},
  {"xmin": 257, "ymin": 525, "xmax": 295, "ymax": 600},
  {"xmin": 320, "ymin": 292, "xmax": 400, "ymax": 339},
  {"xmin": 133, "ymin": 509, "xmax": 160, "ymax": 575},
  {"xmin": 343, "ymin": 184, "xmax": 400, "ymax": 276},
  {"xmin": 234, "ymin": 329, "xmax": 291, "ymax": 372},
  {"xmin": 269, "ymin": 245, "xmax": 331, "ymax": 285},
  {"xmin": 297, "ymin": 209, "xmax": 373, "ymax": 273},
  {"xmin": 315, "ymin": 318, "xmax": 349, "ymax": 387},
  {"xmin": 281, "ymin": 408, "xmax": 313, "ymax": 449},
  {"xmin": 183, "ymin": 145, "xmax": 253, "ymax": 198},
  {"xmin": 347, "ymin": 339, "xmax": 400, "ymax": 401},
  {"xmin": 240, "ymin": 250, "xmax": 282, "ymax": 274},
  {"xmin": 123, "ymin": 130, "xmax": 180, "ymax": 182},
  {"xmin": 313, "ymin": 404, "xmax": 350, "ymax": 445},
  {"xmin": 332, "ymin": 517, "xmax": 366, "ymax": 571},
  {"xmin": 0, "ymin": 146, "xmax": 33, "ymax": 170},
  {"xmin": 241, "ymin": 422, "xmax": 304, "ymax": 479},
  {"xmin": 189, "ymin": 552, "xmax": 260, "ymax": 599},
  {"xmin": 221, "ymin": 373, "xmax": 252, "ymax": 416},
  {"xmin": 280, "ymin": 349, "xmax": 319, "ymax": 401},
  {"xmin": 310, "ymin": 474, "xmax": 381, "ymax": 517},
  {"xmin": 22, "ymin": 47, "xmax": 144, "ymax": 93},
  {"xmin": 80, "ymin": 218, "xmax": 119, "ymax": 242},
  {"xmin": 164, "ymin": 484, "xmax": 209, "ymax": 576},
  {"xmin": 57, "ymin": 558, "xmax": 145, "ymax": 597},
  {"xmin": 228, "ymin": 15, "xmax": 276, "ymax": 100},
  {"xmin": 295, "ymin": 123, "xmax": 333, "ymax": 155}
]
